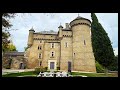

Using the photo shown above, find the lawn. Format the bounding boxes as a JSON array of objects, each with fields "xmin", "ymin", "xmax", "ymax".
[
  {"xmin": 2, "ymin": 71, "xmax": 118, "ymax": 77},
  {"xmin": 71, "ymin": 72, "xmax": 118, "ymax": 77},
  {"xmin": 2, "ymin": 71, "xmax": 37, "ymax": 77}
]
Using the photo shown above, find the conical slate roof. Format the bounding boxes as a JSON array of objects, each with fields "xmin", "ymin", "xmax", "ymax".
[
  {"xmin": 58, "ymin": 25, "xmax": 63, "ymax": 28},
  {"xmin": 71, "ymin": 16, "xmax": 91, "ymax": 23}
]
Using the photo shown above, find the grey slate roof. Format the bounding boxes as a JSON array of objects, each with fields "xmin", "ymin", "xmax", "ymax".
[{"xmin": 4, "ymin": 51, "xmax": 24, "ymax": 56}]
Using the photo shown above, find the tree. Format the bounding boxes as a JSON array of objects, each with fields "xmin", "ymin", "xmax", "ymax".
[
  {"xmin": 108, "ymin": 55, "xmax": 118, "ymax": 71},
  {"xmin": 7, "ymin": 43, "xmax": 17, "ymax": 51},
  {"xmin": 91, "ymin": 13, "xmax": 115, "ymax": 73},
  {"xmin": 2, "ymin": 13, "xmax": 16, "ymax": 52}
]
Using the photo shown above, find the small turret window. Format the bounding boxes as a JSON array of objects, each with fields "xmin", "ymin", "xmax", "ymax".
[
  {"xmin": 40, "ymin": 46, "xmax": 42, "ymax": 50},
  {"xmin": 65, "ymin": 42, "xmax": 68, "ymax": 47},
  {"xmin": 51, "ymin": 51, "xmax": 55, "ymax": 57},
  {"xmin": 39, "ymin": 53, "xmax": 42, "ymax": 59},
  {"xmin": 51, "ymin": 43, "xmax": 55, "ymax": 48},
  {"xmin": 84, "ymin": 40, "xmax": 86, "ymax": 45},
  {"xmin": 38, "ymin": 46, "xmax": 42, "ymax": 50},
  {"xmin": 73, "ymin": 53, "xmax": 75, "ymax": 57}
]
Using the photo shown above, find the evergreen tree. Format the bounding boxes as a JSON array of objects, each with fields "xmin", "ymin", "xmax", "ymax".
[{"xmin": 91, "ymin": 13, "xmax": 115, "ymax": 71}]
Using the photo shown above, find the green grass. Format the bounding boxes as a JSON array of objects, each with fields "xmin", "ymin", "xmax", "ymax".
[
  {"xmin": 2, "ymin": 71, "xmax": 37, "ymax": 77},
  {"xmin": 2, "ymin": 71, "xmax": 118, "ymax": 77},
  {"xmin": 71, "ymin": 72, "xmax": 118, "ymax": 77}
]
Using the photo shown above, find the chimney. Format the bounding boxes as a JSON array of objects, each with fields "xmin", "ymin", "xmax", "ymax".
[{"xmin": 65, "ymin": 23, "xmax": 69, "ymax": 29}]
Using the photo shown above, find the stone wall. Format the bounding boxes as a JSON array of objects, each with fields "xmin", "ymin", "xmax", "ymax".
[
  {"xmin": 2, "ymin": 54, "xmax": 26, "ymax": 69},
  {"xmin": 26, "ymin": 16, "xmax": 96, "ymax": 72}
]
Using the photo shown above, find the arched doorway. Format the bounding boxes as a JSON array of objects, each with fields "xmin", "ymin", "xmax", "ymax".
[{"xmin": 19, "ymin": 63, "xmax": 24, "ymax": 69}]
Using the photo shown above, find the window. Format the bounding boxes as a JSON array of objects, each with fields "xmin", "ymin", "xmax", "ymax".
[
  {"xmin": 40, "ymin": 46, "xmax": 42, "ymax": 50},
  {"xmin": 73, "ymin": 53, "xmax": 75, "ymax": 57},
  {"xmin": 38, "ymin": 46, "xmax": 42, "ymax": 50},
  {"xmin": 65, "ymin": 42, "xmax": 68, "ymax": 47},
  {"xmin": 39, "ymin": 53, "xmax": 42, "ymax": 59},
  {"xmin": 51, "ymin": 51, "xmax": 55, "ymax": 57},
  {"xmin": 52, "ymin": 52, "xmax": 54, "ymax": 57},
  {"xmin": 84, "ymin": 40, "xmax": 86, "ymax": 45},
  {"xmin": 40, "ymin": 40, "xmax": 42, "ymax": 43},
  {"xmin": 39, "ymin": 61, "xmax": 42, "ymax": 66},
  {"xmin": 51, "ymin": 43, "xmax": 55, "ymax": 48}
]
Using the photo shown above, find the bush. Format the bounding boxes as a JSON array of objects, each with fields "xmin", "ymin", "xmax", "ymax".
[
  {"xmin": 96, "ymin": 61, "xmax": 105, "ymax": 73},
  {"xmin": 57, "ymin": 67, "xmax": 60, "ymax": 70},
  {"xmin": 34, "ymin": 67, "xmax": 47, "ymax": 74},
  {"xmin": 45, "ymin": 67, "xmax": 48, "ymax": 71}
]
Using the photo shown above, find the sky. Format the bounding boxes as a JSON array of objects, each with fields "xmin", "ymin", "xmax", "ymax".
[{"xmin": 9, "ymin": 13, "xmax": 118, "ymax": 55}]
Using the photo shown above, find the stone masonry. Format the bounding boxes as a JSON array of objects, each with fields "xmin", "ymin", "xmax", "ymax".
[{"xmin": 25, "ymin": 16, "xmax": 96, "ymax": 72}]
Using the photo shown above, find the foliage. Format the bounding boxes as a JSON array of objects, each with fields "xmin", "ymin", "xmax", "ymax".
[
  {"xmin": 91, "ymin": 13, "xmax": 115, "ymax": 69},
  {"xmin": 108, "ymin": 55, "xmax": 118, "ymax": 71},
  {"xmin": 34, "ymin": 66, "xmax": 47, "ymax": 74},
  {"xmin": 44, "ymin": 67, "xmax": 48, "ymax": 71},
  {"xmin": 57, "ymin": 67, "xmax": 60, "ymax": 70},
  {"xmin": 7, "ymin": 43, "xmax": 17, "ymax": 51},
  {"xmin": 2, "ymin": 13, "xmax": 16, "ymax": 52},
  {"xmin": 96, "ymin": 61, "xmax": 105, "ymax": 73}
]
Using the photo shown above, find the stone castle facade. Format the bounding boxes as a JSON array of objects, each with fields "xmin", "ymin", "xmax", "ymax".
[{"xmin": 25, "ymin": 16, "xmax": 96, "ymax": 72}]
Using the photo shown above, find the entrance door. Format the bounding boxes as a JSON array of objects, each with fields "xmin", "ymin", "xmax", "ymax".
[
  {"xmin": 50, "ymin": 62, "xmax": 54, "ymax": 69},
  {"xmin": 19, "ymin": 63, "xmax": 24, "ymax": 69},
  {"xmin": 68, "ymin": 61, "xmax": 71, "ymax": 72}
]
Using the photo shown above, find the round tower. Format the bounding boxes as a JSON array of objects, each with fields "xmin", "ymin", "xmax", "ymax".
[
  {"xmin": 70, "ymin": 16, "xmax": 96, "ymax": 72},
  {"xmin": 27, "ymin": 27, "xmax": 35, "ymax": 47}
]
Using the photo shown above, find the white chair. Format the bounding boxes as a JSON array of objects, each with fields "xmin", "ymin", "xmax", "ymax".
[
  {"xmin": 56, "ymin": 72, "xmax": 62, "ymax": 77},
  {"xmin": 37, "ymin": 72, "xmax": 42, "ymax": 77},
  {"xmin": 49, "ymin": 72, "xmax": 54, "ymax": 77},
  {"xmin": 42, "ymin": 72, "xmax": 48, "ymax": 77},
  {"xmin": 61, "ymin": 71, "xmax": 68, "ymax": 77}
]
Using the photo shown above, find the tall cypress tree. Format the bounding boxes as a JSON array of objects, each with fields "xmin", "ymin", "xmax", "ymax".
[{"xmin": 91, "ymin": 13, "xmax": 115, "ymax": 70}]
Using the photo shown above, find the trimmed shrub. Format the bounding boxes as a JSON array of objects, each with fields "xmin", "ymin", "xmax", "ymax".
[
  {"xmin": 44, "ymin": 67, "xmax": 48, "ymax": 71},
  {"xmin": 34, "ymin": 67, "xmax": 48, "ymax": 74},
  {"xmin": 96, "ymin": 61, "xmax": 105, "ymax": 73},
  {"xmin": 57, "ymin": 67, "xmax": 60, "ymax": 70}
]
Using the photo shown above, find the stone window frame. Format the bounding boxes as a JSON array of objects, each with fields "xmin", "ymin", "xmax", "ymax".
[
  {"xmin": 51, "ymin": 43, "xmax": 55, "ymax": 48},
  {"xmin": 38, "ymin": 53, "xmax": 42, "ymax": 59},
  {"xmin": 65, "ymin": 42, "xmax": 68, "ymax": 48},
  {"xmin": 84, "ymin": 40, "xmax": 86, "ymax": 45},
  {"xmin": 50, "ymin": 51, "xmax": 55, "ymax": 57},
  {"xmin": 73, "ymin": 53, "xmax": 75, "ymax": 58},
  {"xmin": 38, "ymin": 46, "xmax": 39, "ymax": 50},
  {"xmin": 39, "ymin": 46, "xmax": 42, "ymax": 50}
]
